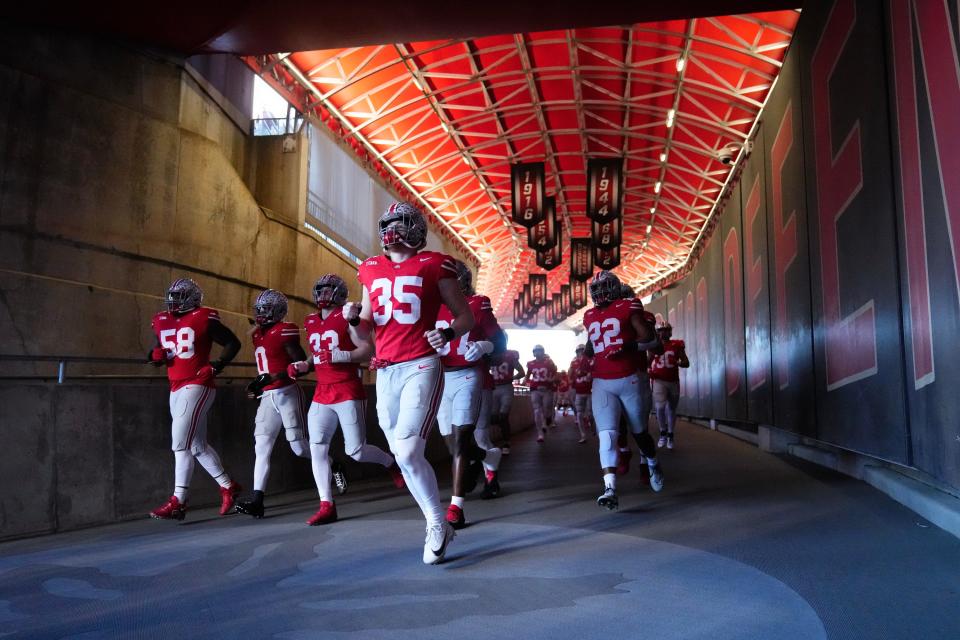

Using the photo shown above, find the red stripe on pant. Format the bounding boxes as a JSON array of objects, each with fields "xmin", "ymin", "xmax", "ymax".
[
  {"xmin": 419, "ymin": 368, "xmax": 445, "ymax": 440},
  {"xmin": 295, "ymin": 384, "xmax": 307, "ymax": 440},
  {"xmin": 185, "ymin": 386, "xmax": 211, "ymax": 450}
]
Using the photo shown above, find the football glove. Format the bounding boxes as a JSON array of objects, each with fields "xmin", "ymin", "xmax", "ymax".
[
  {"xmin": 368, "ymin": 357, "xmax": 392, "ymax": 370},
  {"xmin": 210, "ymin": 359, "xmax": 226, "ymax": 375},
  {"xmin": 464, "ymin": 340, "xmax": 494, "ymax": 362},
  {"xmin": 246, "ymin": 373, "xmax": 272, "ymax": 398},
  {"xmin": 287, "ymin": 360, "xmax": 310, "ymax": 379},
  {"xmin": 148, "ymin": 347, "xmax": 167, "ymax": 367}
]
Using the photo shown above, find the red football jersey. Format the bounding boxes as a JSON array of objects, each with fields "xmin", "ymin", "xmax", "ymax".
[
  {"xmin": 491, "ymin": 350, "xmax": 519, "ymax": 385},
  {"xmin": 570, "ymin": 356, "xmax": 594, "ymax": 393},
  {"xmin": 525, "ymin": 357, "xmax": 557, "ymax": 390},
  {"xmin": 358, "ymin": 251, "xmax": 457, "ymax": 363},
  {"xmin": 151, "ymin": 307, "xmax": 221, "ymax": 392},
  {"xmin": 583, "ymin": 298, "xmax": 645, "ymax": 379},
  {"xmin": 252, "ymin": 322, "xmax": 301, "ymax": 391},
  {"xmin": 436, "ymin": 294, "xmax": 499, "ymax": 368},
  {"xmin": 304, "ymin": 310, "xmax": 365, "ymax": 403},
  {"xmin": 649, "ymin": 339, "xmax": 687, "ymax": 383}
]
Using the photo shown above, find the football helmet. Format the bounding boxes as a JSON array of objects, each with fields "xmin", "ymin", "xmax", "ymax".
[
  {"xmin": 453, "ymin": 260, "xmax": 474, "ymax": 295},
  {"xmin": 533, "ymin": 344, "xmax": 545, "ymax": 359},
  {"xmin": 166, "ymin": 278, "xmax": 202, "ymax": 314},
  {"xmin": 313, "ymin": 274, "xmax": 348, "ymax": 308},
  {"xmin": 589, "ymin": 271, "xmax": 621, "ymax": 306},
  {"xmin": 575, "ymin": 344, "xmax": 585, "ymax": 356},
  {"xmin": 378, "ymin": 201, "xmax": 428, "ymax": 251},
  {"xmin": 619, "ymin": 283, "xmax": 635, "ymax": 299},
  {"xmin": 253, "ymin": 289, "xmax": 288, "ymax": 326},
  {"xmin": 657, "ymin": 322, "xmax": 673, "ymax": 340}
]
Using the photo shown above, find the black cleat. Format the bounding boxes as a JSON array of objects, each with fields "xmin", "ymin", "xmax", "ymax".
[
  {"xmin": 480, "ymin": 474, "xmax": 501, "ymax": 500},
  {"xmin": 234, "ymin": 492, "xmax": 265, "ymax": 519},
  {"xmin": 463, "ymin": 459, "xmax": 483, "ymax": 494}
]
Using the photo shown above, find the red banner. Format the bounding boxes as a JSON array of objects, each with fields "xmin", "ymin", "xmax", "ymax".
[
  {"xmin": 511, "ymin": 162, "xmax": 546, "ymax": 228},
  {"xmin": 570, "ymin": 237, "xmax": 594, "ymax": 281},
  {"xmin": 587, "ymin": 157, "xmax": 623, "ymax": 222},
  {"xmin": 591, "ymin": 216, "xmax": 621, "ymax": 249},
  {"xmin": 594, "ymin": 244, "xmax": 621, "ymax": 269},
  {"xmin": 527, "ymin": 197, "xmax": 558, "ymax": 250},
  {"xmin": 571, "ymin": 279, "xmax": 587, "ymax": 307},
  {"xmin": 529, "ymin": 273, "xmax": 547, "ymax": 307},
  {"xmin": 536, "ymin": 224, "xmax": 563, "ymax": 271},
  {"xmin": 560, "ymin": 284, "xmax": 571, "ymax": 316}
]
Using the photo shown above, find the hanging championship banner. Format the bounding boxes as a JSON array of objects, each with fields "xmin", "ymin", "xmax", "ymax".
[
  {"xmin": 525, "ymin": 310, "xmax": 538, "ymax": 328},
  {"xmin": 522, "ymin": 283, "xmax": 532, "ymax": 311},
  {"xmin": 529, "ymin": 273, "xmax": 547, "ymax": 307},
  {"xmin": 513, "ymin": 298, "xmax": 523, "ymax": 325},
  {"xmin": 570, "ymin": 238, "xmax": 594, "ymax": 281},
  {"xmin": 543, "ymin": 296, "xmax": 555, "ymax": 325},
  {"xmin": 560, "ymin": 284, "xmax": 571, "ymax": 316},
  {"xmin": 571, "ymin": 279, "xmax": 588, "ymax": 307},
  {"xmin": 594, "ymin": 244, "xmax": 621, "ymax": 270},
  {"xmin": 552, "ymin": 293, "xmax": 563, "ymax": 321},
  {"xmin": 536, "ymin": 224, "xmax": 563, "ymax": 271},
  {"xmin": 527, "ymin": 197, "xmax": 557, "ymax": 251},
  {"xmin": 511, "ymin": 162, "xmax": 546, "ymax": 228},
  {"xmin": 586, "ymin": 157, "xmax": 623, "ymax": 222},
  {"xmin": 591, "ymin": 216, "xmax": 621, "ymax": 249}
]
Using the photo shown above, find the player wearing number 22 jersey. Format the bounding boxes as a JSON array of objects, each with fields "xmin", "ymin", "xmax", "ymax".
[
  {"xmin": 583, "ymin": 270, "xmax": 663, "ymax": 512},
  {"xmin": 353, "ymin": 201, "xmax": 475, "ymax": 565},
  {"xmin": 147, "ymin": 278, "xmax": 242, "ymax": 522}
]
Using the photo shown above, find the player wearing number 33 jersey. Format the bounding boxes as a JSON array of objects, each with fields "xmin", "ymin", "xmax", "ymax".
[
  {"xmin": 352, "ymin": 201, "xmax": 475, "ymax": 564},
  {"xmin": 147, "ymin": 278, "xmax": 242, "ymax": 522},
  {"xmin": 583, "ymin": 271, "xmax": 663, "ymax": 512}
]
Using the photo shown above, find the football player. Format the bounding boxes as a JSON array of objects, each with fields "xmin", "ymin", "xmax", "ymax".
[
  {"xmin": 649, "ymin": 323, "xmax": 690, "ymax": 449},
  {"xmin": 233, "ymin": 289, "xmax": 310, "ymax": 519},
  {"xmin": 525, "ymin": 345, "xmax": 557, "ymax": 443},
  {"xmin": 489, "ymin": 347, "xmax": 525, "ymax": 454},
  {"xmin": 583, "ymin": 271, "xmax": 664, "ymax": 511},
  {"xmin": 435, "ymin": 261, "xmax": 505, "ymax": 528},
  {"xmin": 569, "ymin": 344, "xmax": 594, "ymax": 444},
  {"xmin": 287, "ymin": 274, "xmax": 405, "ymax": 525},
  {"xmin": 346, "ymin": 201, "xmax": 474, "ymax": 564},
  {"xmin": 147, "ymin": 278, "xmax": 243, "ymax": 521}
]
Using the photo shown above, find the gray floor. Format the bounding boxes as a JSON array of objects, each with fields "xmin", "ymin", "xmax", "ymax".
[{"xmin": 2, "ymin": 416, "xmax": 959, "ymax": 639}]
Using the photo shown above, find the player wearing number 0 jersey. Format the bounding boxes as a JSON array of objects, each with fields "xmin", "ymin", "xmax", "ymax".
[
  {"xmin": 490, "ymin": 349, "xmax": 524, "ymax": 454},
  {"xmin": 233, "ymin": 290, "xmax": 311, "ymax": 520},
  {"xmin": 147, "ymin": 278, "xmax": 242, "ymax": 521},
  {"xmin": 526, "ymin": 347, "xmax": 557, "ymax": 442},
  {"xmin": 435, "ymin": 262, "xmax": 505, "ymax": 528},
  {"xmin": 348, "ymin": 201, "xmax": 475, "ymax": 565},
  {"xmin": 569, "ymin": 346, "xmax": 594, "ymax": 443},
  {"xmin": 583, "ymin": 271, "xmax": 663, "ymax": 511},
  {"xmin": 649, "ymin": 323, "xmax": 689, "ymax": 449},
  {"xmin": 286, "ymin": 275, "xmax": 404, "ymax": 526}
]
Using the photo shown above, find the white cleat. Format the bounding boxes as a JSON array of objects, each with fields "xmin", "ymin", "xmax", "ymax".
[
  {"xmin": 597, "ymin": 487, "xmax": 619, "ymax": 511},
  {"xmin": 649, "ymin": 464, "xmax": 664, "ymax": 492},
  {"xmin": 666, "ymin": 436, "xmax": 675, "ymax": 450},
  {"xmin": 657, "ymin": 435, "xmax": 667, "ymax": 448},
  {"xmin": 423, "ymin": 522, "xmax": 455, "ymax": 565}
]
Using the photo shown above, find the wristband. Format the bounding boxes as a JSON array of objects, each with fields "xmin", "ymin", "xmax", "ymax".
[{"xmin": 440, "ymin": 327, "xmax": 456, "ymax": 342}]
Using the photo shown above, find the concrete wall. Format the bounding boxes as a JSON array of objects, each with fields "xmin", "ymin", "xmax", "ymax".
[{"xmin": 0, "ymin": 379, "xmax": 533, "ymax": 540}]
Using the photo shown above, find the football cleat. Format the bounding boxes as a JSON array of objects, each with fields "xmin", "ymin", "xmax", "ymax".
[
  {"xmin": 423, "ymin": 522, "xmax": 456, "ymax": 564},
  {"xmin": 480, "ymin": 473, "xmax": 501, "ymax": 500},
  {"xmin": 615, "ymin": 448, "xmax": 632, "ymax": 476},
  {"xmin": 306, "ymin": 501, "xmax": 338, "ymax": 526},
  {"xmin": 536, "ymin": 432, "xmax": 545, "ymax": 443},
  {"xmin": 667, "ymin": 435, "xmax": 675, "ymax": 450},
  {"xmin": 234, "ymin": 492, "xmax": 264, "ymax": 519},
  {"xmin": 657, "ymin": 435, "xmax": 667, "ymax": 448},
  {"xmin": 219, "ymin": 482, "xmax": 242, "ymax": 516},
  {"xmin": 445, "ymin": 504, "xmax": 466, "ymax": 529},
  {"xmin": 501, "ymin": 445, "xmax": 511, "ymax": 456},
  {"xmin": 597, "ymin": 487, "xmax": 619, "ymax": 511},
  {"xmin": 578, "ymin": 437, "xmax": 587, "ymax": 444},
  {"xmin": 150, "ymin": 496, "xmax": 186, "ymax": 521},
  {"xmin": 649, "ymin": 464, "xmax": 664, "ymax": 492},
  {"xmin": 332, "ymin": 463, "xmax": 348, "ymax": 495},
  {"xmin": 388, "ymin": 463, "xmax": 406, "ymax": 490}
]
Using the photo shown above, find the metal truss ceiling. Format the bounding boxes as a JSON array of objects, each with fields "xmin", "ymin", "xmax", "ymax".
[{"xmin": 246, "ymin": 11, "xmax": 798, "ymax": 320}]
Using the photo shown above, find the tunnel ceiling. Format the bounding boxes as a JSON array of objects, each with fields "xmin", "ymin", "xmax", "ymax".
[{"xmin": 244, "ymin": 10, "xmax": 798, "ymax": 319}]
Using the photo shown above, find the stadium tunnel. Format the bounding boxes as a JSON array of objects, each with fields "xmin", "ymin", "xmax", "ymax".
[{"xmin": 1, "ymin": 1, "xmax": 959, "ymax": 638}]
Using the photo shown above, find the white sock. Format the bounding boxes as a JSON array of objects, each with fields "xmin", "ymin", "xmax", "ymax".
[
  {"xmin": 603, "ymin": 473, "xmax": 616, "ymax": 491},
  {"xmin": 310, "ymin": 442, "xmax": 333, "ymax": 502},
  {"xmin": 451, "ymin": 496, "xmax": 465, "ymax": 508},
  {"xmin": 393, "ymin": 435, "xmax": 444, "ymax": 527},
  {"xmin": 174, "ymin": 450, "xmax": 194, "ymax": 502},
  {"xmin": 647, "ymin": 456, "xmax": 658, "ymax": 469},
  {"xmin": 253, "ymin": 434, "xmax": 275, "ymax": 492},
  {"xmin": 481, "ymin": 448, "xmax": 502, "ymax": 472},
  {"xmin": 195, "ymin": 446, "xmax": 231, "ymax": 487}
]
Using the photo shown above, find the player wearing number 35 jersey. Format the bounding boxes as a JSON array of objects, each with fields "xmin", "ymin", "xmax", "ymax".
[
  {"xmin": 147, "ymin": 278, "xmax": 242, "ymax": 521},
  {"xmin": 583, "ymin": 271, "xmax": 664, "ymax": 511},
  {"xmin": 349, "ymin": 201, "xmax": 475, "ymax": 565}
]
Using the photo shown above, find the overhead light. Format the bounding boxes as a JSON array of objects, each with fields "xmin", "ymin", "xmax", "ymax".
[
  {"xmin": 654, "ymin": 181, "xmax": 662, "ymax": 193},
  {"xmin": 676, "ymin": 57, "xmax": 685, "ymax": 72},
  {"xmin": 646, "ymin": 224, "xmax": 653, "ymax": 233},
  {"xmin": 659, "ymin": 152, "xmax": 666, "ymax": 162},
  {"xmin": 650, "ymin": 207, "xmax": 656, "ymax": 214},
  {"xmin": 666, "ymin": 109, "xmax": 675, "ymax": 128}
]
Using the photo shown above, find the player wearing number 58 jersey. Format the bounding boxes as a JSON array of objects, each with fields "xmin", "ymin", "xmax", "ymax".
[
  {"xmin": 583, "ymin": 271, "xmax": 663, "ymax": 511},
  {"xmin": 347, "ymin": 201, "xmax": 475, "ymax": 564},
  {"xmin": 286, "ymin": 275, "xmax": 404, "ymax": 526},
  {"xmin": 233, "ymin": 290, "xmax": 311, "ymax": 519},
  {"xmin": 649, "ymin": 323, "xmax": 689, "ymax": 449},
  {"xmin": 147, "ymin": 278, "xmax": 242, "ymax": 521}
]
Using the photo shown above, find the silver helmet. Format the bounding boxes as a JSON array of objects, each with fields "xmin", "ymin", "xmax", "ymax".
[
  {"xmin": 313, "ymin": 274, "xmax": 349, "ymax": 308},
  {"xmin": 589, "ymin": 270, "xmax": 621, "ymax": 306},
  {"xmin": 166, "ymin": 278, "xmax": 203, "ymax": 314},
  {"xmin": 254, "ymin": 289, "xmax": 288, "ymax": 326},
  {"xmin": 454, "ymin": 260, "xmax": 474, "ymax": 295},
  {"xmin": 378, "ymin": 201, "xmax": 428, "ymax": 251}
]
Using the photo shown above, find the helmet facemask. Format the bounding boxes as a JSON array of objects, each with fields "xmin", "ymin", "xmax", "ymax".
[
  {"xmin": 165, "ymin": 278, "xmax": 202, "ymax": 314},
  {"xmin": 253, "ymin": 289, "xmax": 288, "ymax": 327},
  {"xmin": 313, "ymin": 275, "xmax": 348, "ymax": 309},
  {"xmin": 378, "ymin": 202, "xmax": 427, "ymax": 252},
  {"xmin": 589, "ymin": 271, "xmax": 621, "ymax": 307}
]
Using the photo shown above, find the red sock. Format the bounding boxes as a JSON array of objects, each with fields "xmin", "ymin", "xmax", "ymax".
[{"xmin": 485, "ymin": 470, "xmax": 496, "ymax": 483}]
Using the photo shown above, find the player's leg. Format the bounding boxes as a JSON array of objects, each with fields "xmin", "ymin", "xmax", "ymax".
[
  {"xmin": 279, "ymin": 384, "xmax": 311, "ymax": 460},
  {"xmin": 151, "ymin": 387, "xmax": 196, "ymax": 520},
  {"xmin": 494, "ymin": 385, "xmax": 513, "ymax": 454},
  {"xmin": 591, "ymin": 379, "xmax": 621, "ymax": 510},
  {"xmin": 621, "ymin": 376, "xmax": 664, "ymax": 492},
  {"xmin": 574, "ymin": 394, "xmax": 588, "ymax": 442},
  {"xmin": 337, "ymin": 398, "xmax": 403, "ymax": 486},
  {"xmin": 475, "ymin": 389, "xmax": 502, "ymax": 499},
  {"xmin": 305, "ymin": 400, "xmax": 338, "ymax": 525},
  {"xmin": 443, "ymin": 369, "xmax": 481, "ymax": 529},
  {"xmin": 234, "ymin": 394, "xmax": 282, "ymax": 518},
  {"xmin": 530, "ymin": 389, "xmax": 545, "ymax": 441},
  {"xmin": 652, "ymin": 380, "xmax": 670, "ymax": 447},
  {"xmin": 188, "ymin": 386, "xmax": 242, "ymax": 515},
  {"xmin": 665, "ymin": 382, "xmax": 680, "ymax": 448}
]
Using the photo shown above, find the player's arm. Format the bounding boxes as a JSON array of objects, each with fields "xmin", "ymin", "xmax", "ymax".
[
  {"xmin": 583, "ymin": 341, "xmax": 595, "ymax": 358},
  {"xmin": 343, "ymin": 285, "xmax": 375, "ymax": 341},
  {"xmin": 147, "ymin": 335, "xmax": 167, "ymax": 367},
  {"xmin": 426, "ymin": 277, "xmax": 474, "ymax": 349},
  {"xmin": 513, "ymin": 360, "xmax": 526, "ymax": 381},
  {"xmin": 633, "ymin": 314, "xmax": 661, "ymax": 353},
  {"xmin": 344, "ymin": 327, "xmax": 374, "ymax": 363},
  {"xmin": 209, "ymin": 320, "xmax": 241, "ymax": 374},
  {"xmin": 677, "ymin": 343, "xmax": 690, "ymax": 368}
]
